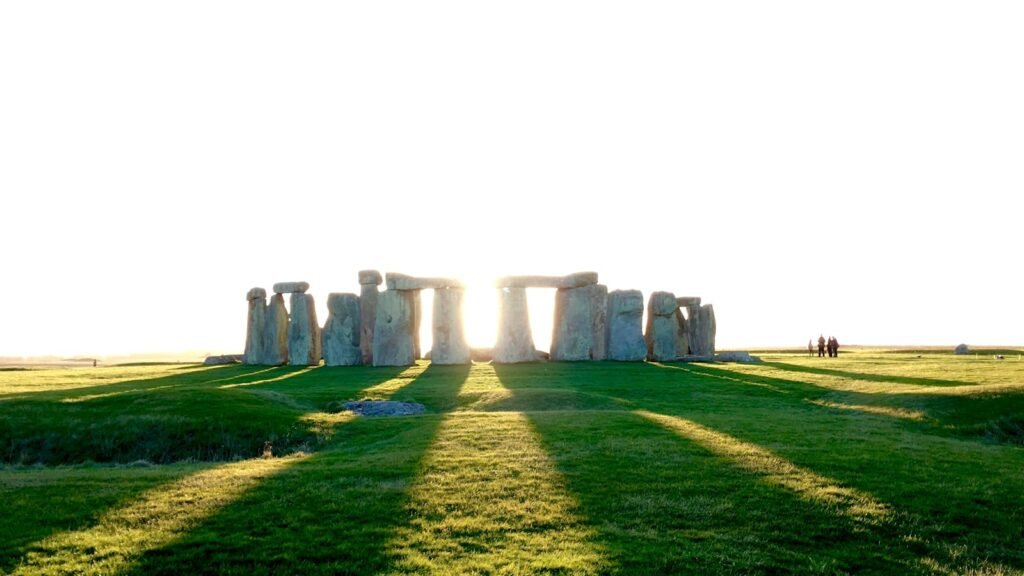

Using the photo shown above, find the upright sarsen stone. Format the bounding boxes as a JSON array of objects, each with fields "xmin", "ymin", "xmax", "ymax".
[
  {"xmin": 262, "ymin": 293, "xmax": 289, "ymax": 365},
  {"xmin": 359, "ymin": 270, "xmax": 382, "ymax": 365},
  {"xmin": 243, "ymin": 287, "xmax": 267, "ymax": 365},
  {"xmin": 591, "ymin": 284, "xmax": 608, "ymax": 361},
  {"xmin": 551, "ymin": 286, "xmax": 594, "ymax": 361},
  {"xmin": 322, "ymin": 293, "xmax": 361, "ymax": 366},
  {"xmin": 431, "ymin": 287, "xmax": 471, "ymax": 365},
  {"xmin": 691, "ymin": 304, "xmax": 717, "ymax": 357},
  {"xmin": 607, "ymin": 290, "xmax": 646, "ymax": 361},
  {"xmin": 493, "ymin": 287, "xmax": 536, "ymax": 364},
  {"xmin": 645, "ymin": 291, "xmax": 679, "ymax": 362},
  {"xmin": 288, "ymin": 293, "xmax": 321, "ymax": 366},
  {"xmin": 373, "ymin": 290, "xmax": 417, "ymax": 366}
]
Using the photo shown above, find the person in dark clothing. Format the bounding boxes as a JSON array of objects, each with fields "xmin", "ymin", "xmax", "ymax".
[
  {"xmin": 831, "ymin": 336, "xmax": 840, "ymax": 357},
  {"xmin": 817, "ymin": 335, "xmax": 826, "ymax": 357},
  {"xmin": 826, "ymin": 337, "xmax": 834, "ymax": 357}
]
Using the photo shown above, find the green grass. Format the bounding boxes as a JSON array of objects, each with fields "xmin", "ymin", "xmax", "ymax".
[{"xmin": 2, "ymin": 350, "xmax": 1024, "ymax": 574}]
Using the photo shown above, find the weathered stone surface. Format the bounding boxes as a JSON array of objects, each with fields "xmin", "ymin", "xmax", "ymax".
[
  {"xmin": 954, "ymin": 343, "xmax": 969, "ymax": 355},
  {"xmin": 386, "ymin": 273, "xmax": 464, "ymax": 290},
  {"xmin": 262, "ymin": 294, "xmax": 289, "ymax": 365},
  {"xmin": 247, "ymin": 287, "xmax": 267, "ymax": 301},
  {"xmin": 495, "ymin": 272, "xmax": 598, "ymax": 289},
  {"xmin": 591, "ymin": 284, "xmax": 608, "ymax": 361},
  {"xmin": 676, "ymin": 296, "xmax": 701, "ymax": 307},
  {"xmin": 493, "ymin": 287, "xmax": 537, "ymax": 363},
  {"xmin": 358, "ymin": 270, "xmax": 383, "ymax": 285},
  {"xmin": 273, "ymin": 281, "xmax": 310, "ymax": 294},
  {"xmin": 322, "ymin": 293, "xmax": 361, "ymax": 366},
  {"xmin": 689, "ymin": 304, "xmax": 717, "ymax": 357},
  {"xmin": 606, "ymin": 290, "xmax": 646, "ymax": 361},
  {"xmin": 715, "ymin": 351, "xmax": 761, "ymax": 363},
  {"xmin": 288, "ymin": 293, "xmax": 321, "ymax": 366},
  {"xmin": 675, "ymin": 307, "xmax": 690, "ymax": 359},
  {"xmin": 243, "ymin": 290, "xmax": 267, "ymax": 365},
  {"xmin": 204, "ymin": 354, "xmax": 242, "ymax": 365},
  {"xmin": 649, "ymin": 292, "xmax": 679, "ymax": 316},
  {"xmin": 646, "ymin": 291, "xmax": 679, "ymax": 361},
  {"xmin": 551, "ymin": 286, "xmax": 594, "ymax": 361},
  {"xmin": 431, "ymin": 287, "xmax": 471, "ymax": 365},
  {"xmin": 684, "ymin": 303, "xmax": 701, "ymax": 354},
  {"xmin": 359, "ymin": 283, "xmax": 379, "ymax": 365},
  {"xmin": 373, "ymin": 290, "xmax": 417, "ymax": 366}
]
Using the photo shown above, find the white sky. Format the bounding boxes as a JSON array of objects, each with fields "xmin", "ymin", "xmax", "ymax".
[{"xmin": 1, "ymin": 1, "xmax": 1022, "ymax": 357}]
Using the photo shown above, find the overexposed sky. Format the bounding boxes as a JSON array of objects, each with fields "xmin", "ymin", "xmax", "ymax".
[{"xmin": 1, "ymin": 1, "xmax": 1022, "ymax": 357}]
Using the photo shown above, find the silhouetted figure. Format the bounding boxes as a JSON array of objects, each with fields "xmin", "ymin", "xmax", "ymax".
[
  {"xmin": 826, "ymin": 337, "xmax": 834, "ymax": 358},
  {"xmin": 92, "ymin": 359, "xmax": 97, "ymax": 368},
  {"xmin": 817, "ymin": 335, "xmax": 826, "ymax": 357},
  {"xmin": 831, "ymin": 337, "xmax": 840, "ymax": 357},
  {"xmin": 808, "ymin": 339, "xmax": 814, "ymax": 356}
]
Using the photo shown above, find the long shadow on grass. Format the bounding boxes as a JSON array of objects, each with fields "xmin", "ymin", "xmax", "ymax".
[
  {"xmin": 125, "ymin": 363, "xmax": 471, "ymax": 575},
  {"xmin": 0, "ymin": 464, "xmax": 206, "ymax": 574},
  {"xmin": 759, "ymin": 361, "xmax": 969, "ymax": 387},
  {"xmin": 638, "ymin": 363, "xmax": 1024, "ymax": 573}
]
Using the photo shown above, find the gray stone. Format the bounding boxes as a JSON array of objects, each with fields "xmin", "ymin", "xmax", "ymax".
[
  {"xmin": 649, "ymin": 291, "xmax": 679, "ymax": 316},
  {"xmin": 273, "ymin": 281, "xmax": 310, "ymax": 294},
  {"xmin": 551, "ymin": 285, "xmax": 595, "ymax": 361},
  {"xmin": 386, "ymin": 273, "xmax": 465, "ymax": 290},
  {"xmin": 493, "ymin": 287, "xmax": 537, "ymax": 363},
  {"xmin": 204, "ymin": 354, "xmax": 242, "ymax": 365},
  {"xmin": 715, "ymin": 351, "xmax": 762, "ymax": 363},
  {"xmin": 689, "ymin": 304, "xmax": 717, "ymax": 357},
  {"xmin": 243, "ymin": 289, "xmax": 267, "ymax": 365},
  {"xmin": 288, "ymin": 293, "xmax": 321, "ymax": 366},
  {"xmin": 358, "ymin": 270, "xmax": 383, "ymax": 285},
  {"xmin": 676, "ymin": 296, "xmax": 701, "ymax": 307},
  {"xmin": 954, "ymin": 343, "xmax": 969, "ymax": 355},
  {"xmin": 646, "ymin": 291, "xmax": 679, "ymax": 361},
  {"xmin": 495, "ymin": 272, "xmax": 598, "ymax": 289},
  {"xmin": 606, "ymin": 290, "xmax": 647, "ymax": 361},
  {"xmin": 591, "ymin": 284, "xmax": 608, "ymax": 361},
  {"xmin": 262, "ymin": 294, "xmax": 289, "ymax": 365},
  {"xmin": 372, "ymin": 290, "xmax": 417, "ymax": 366},
  {"xmin": 342, "ymin": 400, "xmax": 426, "ymax": 417},
  {"xmin": 246, "ymin": 287, "xmax": 267, "ymax": 301},
  {"xmin": 322, "ymin": 293, "xmax": 361, "ymax": 366},
  {"xmin": 431, "ymin": 287, "xmax": 471, "ymax": 365},
  {"xmin": 359, "ymin": 283, "xmax": 379, "ymax": 365},
  {"xmin": 675, "ymin": 307, "xmax": 690, "ymax": 359}
]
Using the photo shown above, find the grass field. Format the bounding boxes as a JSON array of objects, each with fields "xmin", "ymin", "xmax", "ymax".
[{"xmin": 2, "ymin": 350, "xmax": 1023, "ymax": 575}]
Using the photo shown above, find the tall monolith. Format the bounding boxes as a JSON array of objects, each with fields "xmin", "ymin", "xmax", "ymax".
[
  {"xmin": 243, "ymin": 287, "xmax": 267, "ymax": 365},
  {"xmin": 431, "ymin": 287, "xmax": 471, "ymax": 365},
  {"xmin": 493, "ymin": 287, "xmax": 536, "ymax": 363},
  {"xmin": 373, "ymin": 290, "xmax": 417, "ymax": 366},
  {"xmin": 551, "ymin": 286, "xmax": 594, "ymax": 361},
  {"xmin": 288, "ymin": 293, "xmax": 321, "ymax": 366},
  {"xmin": 359, "ymin": 270, "xmax": 382, "ymax": 365},
  {"xmin": 591, "ymin": 284, "xmax": 608, "ymax": 360},
  {"xmin": 645, "ymin": 291, "xmax": 679, "ymax": 361},
  {"xmin": 263, "ymin": 293, "xmax": 289, "ymax": 365},
  {"xmin": 607, "ymin": 290, "xmax": 646, "ymax": 361},
  {"xmin": 322, "ymin": 293, "xmax": 361, "ymax": 366}
]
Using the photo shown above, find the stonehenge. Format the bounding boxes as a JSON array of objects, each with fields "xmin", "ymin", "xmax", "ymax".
[{"xmin": 241, "ymin": 270, "xmax": 717, "ymax": 367}]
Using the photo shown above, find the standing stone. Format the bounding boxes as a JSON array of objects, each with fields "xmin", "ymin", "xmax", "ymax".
[
  {"xmin": 607, "ymin": 290, "xmax": 647, "ymax": 361},
  {"xmin": 359, "ymin": 270, "xmax": 382, "ymax": 365},
  {"xmin": 645, "ymin": 291, "xmax": 680, "ymax": 362},
  {"xmin": 322, "ymin": 293, "xmax": 361, "ymax": 366},
  {"xmin": 675, "ymin": 307, "xmax": 690, "ymax": 359},
  {"xmin": 262, "ymin": 293, "xmax": 289, "ymax": 365},
  {"xmin": 684, "ymin": 302, "xmax": 702, "ymax": 355},
  {"xmin": 288, "ymin": 293, "xmax": 321, "ymax": 366},
  {"xmin": 373, "ymin": 290, "xmax": 417, "ymax": 366},
  {"xmin": 696, "ymin": 304, "xmax": 717, "ymax": 357},
  {"xmin": 431, "ymin": 287, "xmax": 471, "ymax": 365},
  {"xmin": 243, "ymin": 288, "xmax": 267, "ymax": 365},
  {"xmin": 551, "ymin": 286, "xmax": 594, "ymax": 361},
  {"xmin": 591, "ymin": 284, "xmax": 608, "ymax": 361},
  {"xmin": 493, "ymin": 287, "xmax": 537, "ymax": 363}
]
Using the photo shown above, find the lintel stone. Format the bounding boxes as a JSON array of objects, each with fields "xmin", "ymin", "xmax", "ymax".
[{"xmin": 273, "ymin": 281, "xmax": 310, "ymax": 294}]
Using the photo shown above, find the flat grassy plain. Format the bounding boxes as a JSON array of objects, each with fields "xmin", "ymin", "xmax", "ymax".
[{"xmin": 2, "ymin": 350, "xmax": 1023, "ymax": 575}]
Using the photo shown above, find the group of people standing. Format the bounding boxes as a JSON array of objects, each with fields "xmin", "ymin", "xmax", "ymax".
[{"xmin": 809, "ymin": 335, "xmax": 840, "ymax": 357}]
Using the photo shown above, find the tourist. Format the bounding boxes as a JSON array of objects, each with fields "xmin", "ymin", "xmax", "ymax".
[
  {"xmin": 831, "ymin": 336, "xmax": 840, "ymax": 357},
  {"xmin": 808, "ymin": 339, "xmax": 814, "ymax": 356},
  {"xmin": 817, "ymin": 335, "xmax": 826, "ymax": 357}
]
